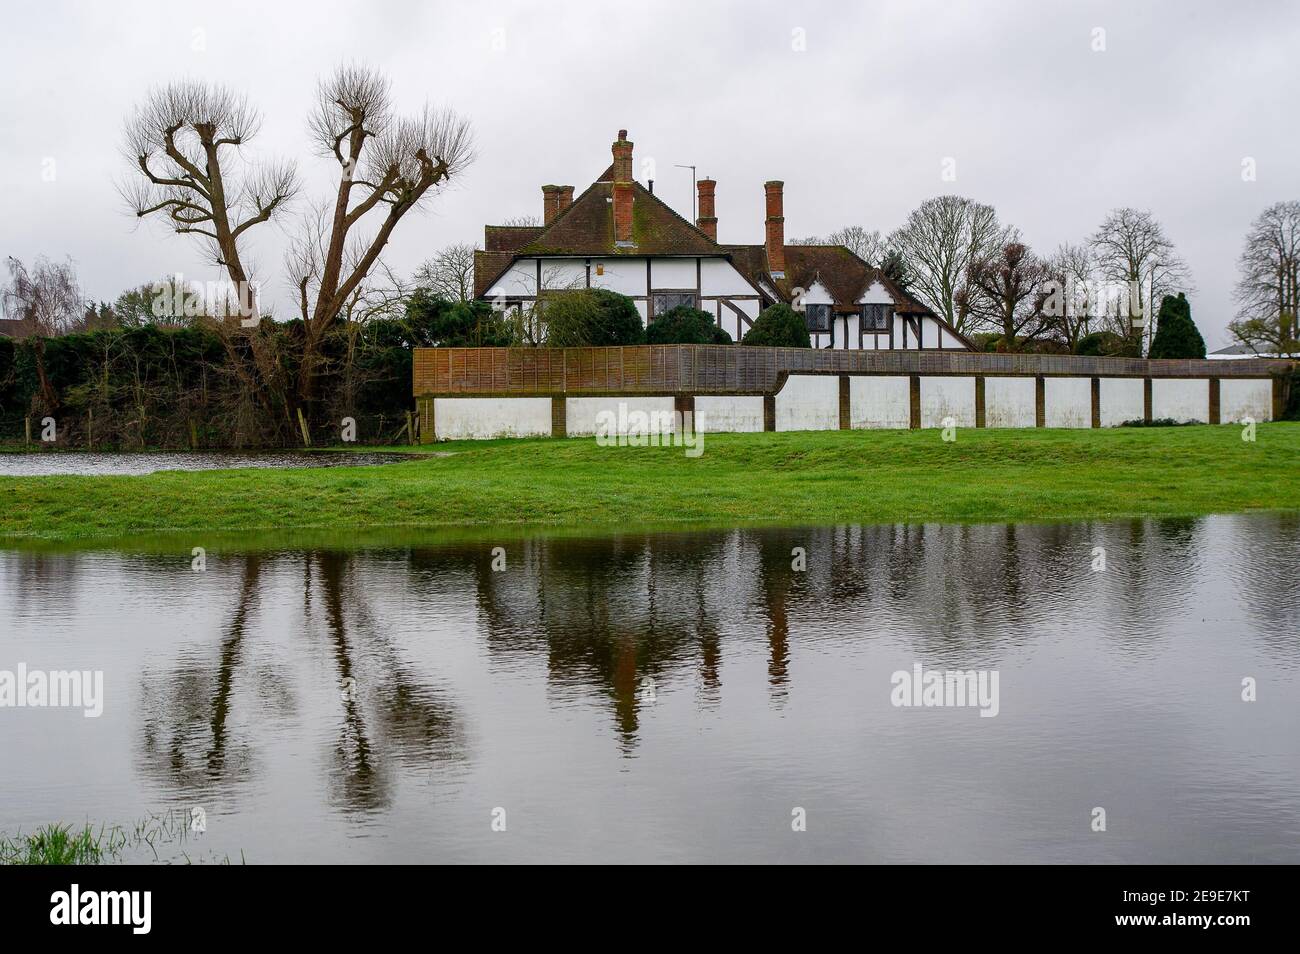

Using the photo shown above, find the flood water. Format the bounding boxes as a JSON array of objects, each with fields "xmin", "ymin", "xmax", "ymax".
[
  {"xmin": 1, "ymin": 515, "xmax": 1298, "ymax": 863},
  {"xmin": 0, "ymin": 451, "xmax": 418, "ymax": 477}
]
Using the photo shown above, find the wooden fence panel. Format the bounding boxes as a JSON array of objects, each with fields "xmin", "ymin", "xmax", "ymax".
[{"xmin": 413, "ymin": 345, "xmax": 1292, "ymax": 397}]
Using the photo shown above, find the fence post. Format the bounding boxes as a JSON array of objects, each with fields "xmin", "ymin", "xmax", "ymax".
[{"xmin": 296, "ymin": 407, "xmax": 312, "ymax": 447}]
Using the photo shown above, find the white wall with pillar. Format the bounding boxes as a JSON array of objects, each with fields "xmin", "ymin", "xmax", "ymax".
[
  {"xmin": 1045, "ymin": 378, "xmax": 1093, "ymax": 428},
  {"xmin": 775, "ymin": 375, "xmax": 839, "ymax": 431},
  {"xmin": 850, "ymin": 376, "xmax": 911, "ymax": 428},
  {"xmin": 1152, "ymin": 379, "xmax": 1209, "ymax": 423},
  {"xmin": 433, "ymin": 397, "xmax": 552, "ymax": 440},
  {"xmin": 984, "ymin": 377, "xmax": 1036, "ymax": 428},
  {"xmin": 1220, "ymin": 379, "xmax": 1273, "ymax": 423},
  {"xmin": 920, "ymin": 376, "xmax": 976, "ymax": 428}
]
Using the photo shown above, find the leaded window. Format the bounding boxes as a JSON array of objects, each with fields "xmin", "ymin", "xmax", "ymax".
[
  {"xmin": 804, "ymin": 303, "xmax": 832, "ymax": 332},
  {"xmin": 652, "ymin": 291, "xmax": 697, "ymax": 317},
  {"xmin": 863, "ymin": 303, "xmax": 892, "ymax": 331}
]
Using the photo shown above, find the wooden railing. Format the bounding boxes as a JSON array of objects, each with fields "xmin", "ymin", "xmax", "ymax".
[{"xmin": 413, "ymin": 345, "xmax": 1292, "ymax": 397}]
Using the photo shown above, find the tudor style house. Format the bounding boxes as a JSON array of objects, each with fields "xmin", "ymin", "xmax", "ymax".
[{"xmin": 474, "ymin": 130, "xmax": 972, "ymax": 351}]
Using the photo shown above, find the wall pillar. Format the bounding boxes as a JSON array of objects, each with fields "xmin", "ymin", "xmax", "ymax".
[
  {"xmin": 675, "ymin": 394, "xmax": 696, "ymax": 427},
  {"xmin": 974, "ymin": 376, "xmax": 986, "ymax": 428},
  {"xmin": 1143, "ymin": 377, "xmax": 1153, "ymax": 423},
  {"xmin": 763, "ymin": 394, "xmax": 776, "ymax": 431},
  {"xmin": 1273, "ymin": 374, "xmax": 1286, "ymax": 421},
  {"xmin": 551, "ymin": 396, "xmax": 567, "ymax": 438},
  {"xmin": 1208, "ymin": 377, "xmax": 1221, "ymax": 424},
  {"xmin": 909, "ymin": 375, "xmax": 921, "ymax": 429},
  {"xmin": 838, "ymin": 375, "xmax": 850, "ymax": 430},
  {"xmin": 1034, "ymin": 375, "xmax": 1045, "ymax": 428},
  {"xmin": 417, "ymin": 396, "xmax": 435, "ymax": 444},
  {"xmin": 1090, "ymin": 377, "xmax": 1101, "ymax": 428}
]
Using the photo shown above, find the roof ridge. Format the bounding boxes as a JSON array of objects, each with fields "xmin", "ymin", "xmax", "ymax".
[{"xmin": 630, "ymin": 181, "xmax": 722, "ymax": 249}]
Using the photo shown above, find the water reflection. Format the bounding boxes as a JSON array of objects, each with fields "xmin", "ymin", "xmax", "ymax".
[{"xmin": 2, "ymin": 513, "xmax": 1298, "ymax": 863}]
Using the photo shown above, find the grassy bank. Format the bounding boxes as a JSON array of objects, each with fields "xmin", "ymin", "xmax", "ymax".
[{"xmin": 1, "ymin": 425, "xmax": 1298, "ymax": 543}]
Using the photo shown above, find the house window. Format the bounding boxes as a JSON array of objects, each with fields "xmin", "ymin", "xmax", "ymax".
[
  {"xmin": 804, "ymin": 303, "xmax": 832, "ymax": 332},
  {"xmin": 651, "ymin": 290, "xmax": 697, "ymax": 317},
  {"xmin": 863, "ymin": 303, "xmax": 892, "ymax": 331}
]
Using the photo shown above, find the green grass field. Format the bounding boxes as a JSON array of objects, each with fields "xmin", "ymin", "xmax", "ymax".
[{"xmin": 1, "ymin": 424, "xmax": 1297, "ymax": 544}]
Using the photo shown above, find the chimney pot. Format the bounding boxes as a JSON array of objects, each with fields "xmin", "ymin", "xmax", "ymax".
[
  {"xmin": 542, "ymin": 184, "xmax": 562, "ymax": 225},
  {"xmin": 764, "ymin": 180, "xmax": 785, "ymax": 275},
  {"xmin": 612, "ymin": 130, "xmax": 635, "ymax": 245},
  {"xmin": 696, "ymin": 177, "xmax": 717, "ymax": 241}
]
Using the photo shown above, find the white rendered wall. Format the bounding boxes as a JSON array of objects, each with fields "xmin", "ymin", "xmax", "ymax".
[
  {"xmin": 939, "ymin": 327, "xmax": 964, "ymax": 349},
  {"xmin": 850, "ymin": 376, "xmax": 910, "ymax": 428},
  {"xmin": 984, "ymin": 377, "xmax": 1036, "ymax": 428},
  {"xmin": 695, "ymin": 395, "xmax": 765, "ymax": 432},
  {"xmin": 434, "ymin": 398, "xmax": 551, "ymax": 440},
  {"xmin": 1220, "ymin": 379, "xmax": 1273, "ymax": 422},
  {"xmin": 565, "ymin": 397, "xmax": 676, "ymax": 437},
  {"xmin": 1152, "ymin": 379, "xmax": 1208, "ymax": 423},
  {"xmin": 648, "ymin": 258, "xmax": 695, "ymax": 288},
  {"xmin": 1099, "ymin": 378, "xmax": 1144, "ymax": 427},
  {"xmin": 775, "ymin": 374, "xmax": 840, "ymax": 431},
  {"xmin": 1045, "ymin": 377, "xmax": 1093, "ymax": 428},
  {"xmin": 700, "ymin": 257, "xmax": 758, "ymax": 297},
  {"xmin": 589, "ymin": 258, "xmax": 648, "ymax": 296},
  {"xmin": 920, "ymin": 376, "xmax": 976, "ymax": 428}
]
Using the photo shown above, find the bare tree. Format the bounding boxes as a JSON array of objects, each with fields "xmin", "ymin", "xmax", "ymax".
[
  {"xmin": 888, "ymin": 196, "xmax": 1007, "ymax": 334},
  {"xmin": 1228, "ymin": 200, "xmax": 1300, "ymax": 356},
  {"xmin": 498, "ymin": 215, "xmax": 540, "ymax": 228},
  {"xmin": 1, "ymin": 256, "xmax": 84, "ymax": 335},
  {"xmin": 125, "ymin": 65, "xmax": 474, "ymax": 405},
  {"xmin": 414, "ymin": 242, "xmax": 477, "ymax": 302},
  {"xmin": 122, "ymin": 81, "xmax": 299, "ymax": 310},
  {"xmin": 1042, "ymin": 242, "xmax": 1099, "ymax": 351},
  {"xmin": 964, "ymin": 238, "xmax": 1053, "ymax": 349},
  {"xmin": 1088, "ymin": 207, "xmax": 1189, "ymax": 351}
]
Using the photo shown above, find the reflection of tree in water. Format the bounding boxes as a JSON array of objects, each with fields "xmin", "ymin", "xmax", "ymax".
[
  {"xmin": 423, "ymin": 533, "xmax": 732, "ymax": 750},
  {"xmin": 456, "ymin": 519, "xmax": 1233, "ymax": 743},
  {"xmin": 310, "ymin": 551, "xmax": 466, "ymax": 811},
  {"xmin": 138, "ymin": 551, "xmax": 465, "ymax": 812},
  {"xmin": 139, "ymin": 556, "xmax": 264, "ymax": 793}
]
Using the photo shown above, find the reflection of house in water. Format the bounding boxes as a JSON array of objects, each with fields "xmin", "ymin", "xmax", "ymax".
[{"xmin": 441, "ymin": 519, "xmax": 1230, "ymax": 747}]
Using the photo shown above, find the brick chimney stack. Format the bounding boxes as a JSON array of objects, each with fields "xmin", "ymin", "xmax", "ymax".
[
  {"xmin": 696, "ymin": 178, "xmax": 717, "ymax": 241},
  {"xmin": 542, "ymin": 185, "xmax": 562, "ymax": 225},
  {"xmin": 764, "ymin": 180, "xmax": 786, "ymax": 276},
  {"xmin": 612, "ymin": 130, "xmax": 634, "ymax": 246},
  {"xmin": 557, "ymin": 185, "xmax": 574, "ymax": 215}
]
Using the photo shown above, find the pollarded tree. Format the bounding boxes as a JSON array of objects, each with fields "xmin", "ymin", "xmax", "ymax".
[
  {"xmin": 963, "ymin": 239, "xmax": 1053, "ymax": 350},
  {"xmin": 124, "ymin": 66, "xmax": 474, "ymax": 406}
]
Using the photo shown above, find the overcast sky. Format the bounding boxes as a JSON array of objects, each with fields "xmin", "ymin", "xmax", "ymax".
[{"xmin": 2, "ymin": 0, "xmax": 1297, "ymax": 346}]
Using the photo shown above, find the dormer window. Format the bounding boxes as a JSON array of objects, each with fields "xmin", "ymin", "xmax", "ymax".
[
  {"xmin": 863, "ymin": 303, "xmax": 892, "ymax": 331},
  {"xmin": 804, "ymin": 303, "xmax": 832, "ymax": 332}
]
